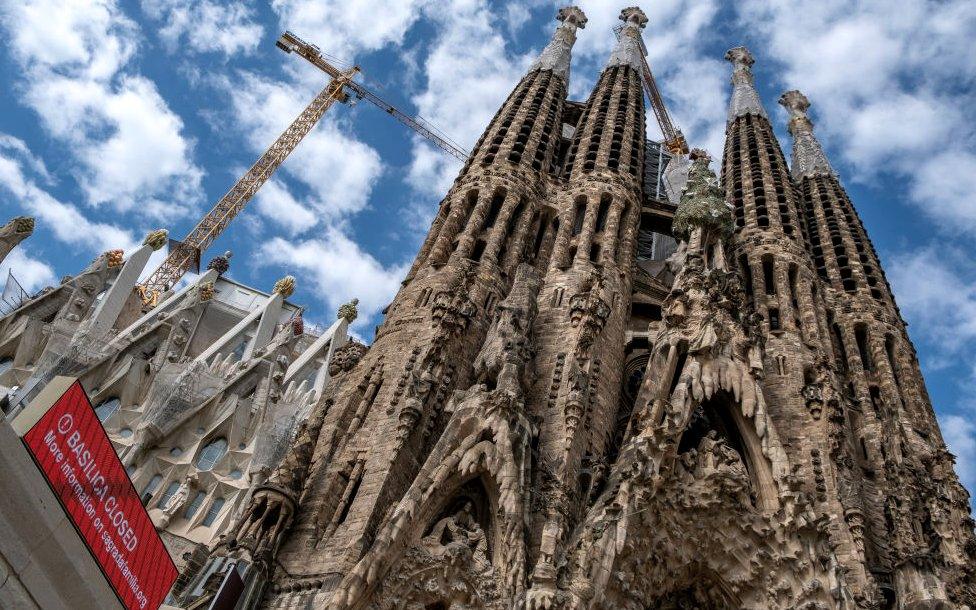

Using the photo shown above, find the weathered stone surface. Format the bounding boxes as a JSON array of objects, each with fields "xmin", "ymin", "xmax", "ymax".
[{"xmin": 1, "ymin": 7, "xmax": 972, "ymax": 610}]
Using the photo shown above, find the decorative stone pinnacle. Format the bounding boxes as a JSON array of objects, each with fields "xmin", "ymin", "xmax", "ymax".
[
  {"xmin": 725, "ymin": 46, "xmax": 767, "ymax": 121},
  {"xmin": 620, "ymin": 6, "xmax": 648, "ymax": 29},
  {"xmin": 779, "ymin": 89, "xmax": 812, "ymax": 132},
  {"xmin": 106, "ymin": 249, "xmax": 124, "ymax": 268},
  {"xmin": 607, "ymin": 7, "xmax": 648, "ymax": 72},
  {"xmin": 778, "ymin": 89, "xmax": 834, "ymax": 179},
  {"xmin": 273, "ymin": 275, "xmax": 296, "ymax": 298},
  {"xmin": 337, "ymin": 298, "xmax": 359, "ymax": 323},
  {"xmin": 206, "ymin": 251, "xmax": 232, "ymax": 276},
  {"xmin": 143, "ymin": 229, "xmax": 169, "ymax": 251},
  {"xmin": 198, "ymin": 281, "xmax": 215, "ymax": 301},
  {"xmin": 13, "ymin": 216, "xmax": 35, "ymax": 234},
  {"xmin": 529, "ymin": 5, "xmax": 587, "ymax": 84},
  {"xmin": 725, "ymin": 46, "xmax": 755, "ymax": 69},
  {"xmin": 557, "ymin": 6, "xmax": 587, "ymax": 28}
]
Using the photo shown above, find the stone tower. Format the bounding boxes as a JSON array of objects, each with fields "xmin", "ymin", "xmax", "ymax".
[{"xmin": 176, "ymin": 7, "xmax": 975, "ymax": 610}]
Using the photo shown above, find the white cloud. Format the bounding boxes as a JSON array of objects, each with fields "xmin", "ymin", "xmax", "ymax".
[
  {"xmin": 258, "ymin": 229, "xmax": 408, "ymax": 329},
  {"xmin": 140, "ymin": 0, "xmax": 263, "ymax": 57},
  {"xmin": 736, "ymin": 0, "xmax": 976, "ymax": 234},
  {"xmin": 0, "ymin": 139, "xmax": 136, "ymax": 252},
  {"xmin": 942, "ymin": 414, "xmax": 976, "ymax": 497},
  {"xmin": 407, "ymin": 0, "xmax": 532, "ymax": 197},
  {"xmin": 0, "ymin": 247, "xmax": 57, "ymax": 294},
  {"xmin": 271, "ymin": 0, "xmax": 426, "ymax": 59},
  {"xmin": 0, "ymin": 0, "xmax": 202, "ymax": 221},
  {"xmin": 253, "ymin": 178, "xmax": 318, "ymax": 236},
  {"xmin": 887, "ymin": 246, "xmax": 976, "ymax": 359}
]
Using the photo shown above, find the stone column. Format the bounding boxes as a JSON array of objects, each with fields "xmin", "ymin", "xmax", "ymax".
[
  {"xmin": 573, "ymin": 195, "xmax": 599, "ymax": 265},
  {"xmin": 85, "ymin": 230, "xmax": 168, "ymax": 339},
  {"xmin": 483, "ymin": 193, "xmax": 521, "ymax": 264},
  {"xmin": 549, "ymin": 205, "xmax": 574, "ymax": 270},
  {"xmin": 599, "ymin": 202, "xmax": 623, "ymax": 266},
  {"xmin": 454, "ymin": 191, "xmax": 494, "ymax": 260},
  {"xmin": 428, "ymin": 189, "xmax": 478, "ymax": 265}
]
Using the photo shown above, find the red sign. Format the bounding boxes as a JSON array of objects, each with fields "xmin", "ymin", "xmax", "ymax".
[{"xmin": 20, "ymin": 380, "xmax": 177, "ymax": 609}]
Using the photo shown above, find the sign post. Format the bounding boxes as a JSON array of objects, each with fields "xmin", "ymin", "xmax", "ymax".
[{"xmin": 12, "ymin": 377, "xmax": 177, "ymax": 610}]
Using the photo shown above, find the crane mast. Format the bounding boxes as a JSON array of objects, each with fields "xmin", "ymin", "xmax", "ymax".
[
  {"xmin": 138, "ymin": 71, "xmax": 356, "ymax": 304},
  {"xmin": 137, "ymin": 33, "xmax": 469, "ymax": 305}
]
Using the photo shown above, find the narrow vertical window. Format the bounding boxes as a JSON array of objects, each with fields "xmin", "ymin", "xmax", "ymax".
[
  {"xmin": 185, "ymin": 491, "xmax": 207, "ymax": 519},
  {"xmin": 740, "ymin": 255, "xmax": 753, "ymax": 304},
  {"xmin": 768, "ymin": 308, "xmax": 781, "ymax": 331},
  {"xmin": 788, "ymin": 264, "xmax": 799, "ymax": 309},
  {"xmin": 572, "ymin": 197, "xmax": 587, "ymax": 236},
  {"xmin": 855, "ymin": 324, "xmax": 873, "ymax": 371},
  {"xmin": 762, "ymin": 255, "xmax": 776, "ymax": 295},
  {"xmin": 830, "ymin": 318, "xmax": 848, "ymax": 372},
  {"xmin": 156, "ymin": 481, "xmax": 181, "ymax": 509},
  {"xmin": 201, "ymin": 497, "xmax": 226, "ymax": 527},
  {"xmin": 482, "ymin": 190, "xmax": 506, "ymax": 230},
  {"xmin": 141, "ymin": 474, "xmax": 163, "ymax": 506},
  {"xmin": 885, "ymin": 334, "xmax": 901, "ymax": 390},
  {"xmin": 594, "ymin": 194, "xmax": 611, "ymax": 233}
]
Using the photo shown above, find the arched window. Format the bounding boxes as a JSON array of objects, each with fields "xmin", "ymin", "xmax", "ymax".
[
  {"xmin": 0, "ymin": 358, "xmax": 13, "ymax": 376},
  {"xmin": 195, "ymin": 437, "xmax": 228, "ymax": 471},
  {"xmin": 156, "ymin": 481, "xmax": 180, "ymax": 509},
  {"xmin": 201, "ymin": 497, "xmax": 226, "ymax": 527},
  {"xmin": 94, "ymin": 397, "xmax": 121, "ymax": 422},
  {"xmin": 141, "ymin": 474, "xmax": 163, "ymax": 505},
  {"xmin": 184, "ymin": 491, "xmax": 206, "ymax": 519}
]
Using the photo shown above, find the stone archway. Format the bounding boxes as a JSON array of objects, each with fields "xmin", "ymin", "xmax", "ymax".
[{"xmin": 677, "ymin": 390, "xmax": 778, "ymax": 511}]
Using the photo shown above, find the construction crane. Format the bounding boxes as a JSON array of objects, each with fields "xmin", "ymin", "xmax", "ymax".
[
  {"xmin": 137, "ymin": 32, "xmax": 469, "ymax": 305},
  {"xmin": 277, "ymin": 32, "xmax": 469, "ymax": 163},
  {"xmin": 614, "ymin": 25, "xmax": 689, "ymax": 155}
]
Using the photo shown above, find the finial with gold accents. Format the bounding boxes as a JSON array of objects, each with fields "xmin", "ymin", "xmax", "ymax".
[
  {"xmin": 338, "ymin": 298, "xmax": 359, "ymax": 323},
  {"xmin": 198, "ymin": 281, "xmax": 215, "ymax": 302},
  {"xmin": 143, "ymin": 229, "xmax": 169, "ymax": 251},
  {"xmin": 273, "ymin": 275, "xmax": 296, "ymax": 298},
  {"xmin": 106, "ymin": 249, "xmax": 124, "ymax": 268}
]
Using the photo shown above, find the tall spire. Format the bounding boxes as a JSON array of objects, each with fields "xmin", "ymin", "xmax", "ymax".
[
  {"xmin": 725, "ymin": 46, "xmax": 767, "ymax": 121},
  {"xmin": 607, "ymin": 6, "xmax": 648, "ymax": 72},
  {"xmin": 529, "ymin": 6, "xmax": 587, "ymax": 84},
  {"xmin": 778, "ymin": 90, "xmax": 834, "ymax": 179}
]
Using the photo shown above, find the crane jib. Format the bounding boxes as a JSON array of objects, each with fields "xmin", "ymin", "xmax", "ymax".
[{"xmin": 136, "ymin": 32, "xmax": 469, "ymax": 305}]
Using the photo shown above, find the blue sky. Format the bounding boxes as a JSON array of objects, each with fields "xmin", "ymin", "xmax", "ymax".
[{"xmin": 0, "ymin": 0, "xmax": 974, "ymax": 498}]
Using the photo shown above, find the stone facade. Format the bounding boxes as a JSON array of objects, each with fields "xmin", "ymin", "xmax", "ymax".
[
  {"xmin": 2, "ymin": 5, "xmax": 974, "ymax": 610},
  {"xmin": 0, "ymin": 237, "xmax": 356, "ymax": 579}
]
